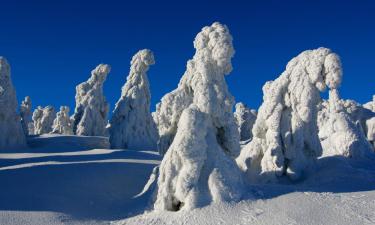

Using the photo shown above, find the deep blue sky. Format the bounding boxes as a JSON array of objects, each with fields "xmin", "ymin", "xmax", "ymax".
[{"xmin": 1, "ymin": 0, "xmax": 374, "ymax": 113}]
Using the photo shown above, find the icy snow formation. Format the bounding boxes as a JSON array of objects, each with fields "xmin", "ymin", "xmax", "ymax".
[
  {"xmin": 20, "ymin": 96, "xmax": 33, "ymax": 135},
  {"xmin": 0, "ymin": 57, "xmax": 27, "ymax": 149},
  {"xmin": 32, "ymin": 106, "xmax": 56, "ymax": 135},
  {"xmin": 72, "ymin": 64, "xmax": 110, "ymax": 136},
  {"xmin": 234, "ymin": 102, "xmax": 257, "ymax": 141},
  {"xmin": 366, "ymin": 117, "xmax": 375, "ymax": 149},
  {"xmin": 109, "ymin": 49, "xmax": 158, "ymax": 150},
  {"xmin": 52, "ymin": 106, "xmax": 73, "ymax": 135},
  {"xmin": 237, "ymin": 48, "xmax": 342, "ymax": 181},
  {"xmin": 363, "ymin": 95, "xmax": 375, "ymax": 112},
  {"xmin": 153, "ymin": 105, "xmax": 243, "ymax": 211},
  {"xmin": 318, "ymin": 89, "xmax": 373, "ymax": 157},
  {"xmin": 153, "ymin": 22, "xmax": 240, "ymax": 157}
]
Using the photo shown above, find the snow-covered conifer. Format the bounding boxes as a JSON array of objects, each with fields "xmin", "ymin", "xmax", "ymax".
[
  {"xmin": 0, "ymin": 57, "xmax": 27, "ymax": 149},
  {"xmin": 237, "ymin": 48, "xmax": 342, "ymax": 181},
  {"xmin": 72, "ymin": 64, "xmax": 110, "ymax": 136},
  {"xmin": 20, "ymin": 96, "xmax": 32, "ymax": 135},
  {"xmin": 153, "ymin": 22, "xmax": 240, "ymax": 157},
  {"xmin": 234, "ymin": 102, "xmax": 257, "ymax": 141},
  {"xmin": 109, "ymin": 49, "xmax": 158, "ymax": 150},
  {"xmin": 33, "ymin": 106, "xmax": 56, "ymax": 135},
  {"xmin": 52, "ymin": 106, "xmax": 73, "ymax": 135}
]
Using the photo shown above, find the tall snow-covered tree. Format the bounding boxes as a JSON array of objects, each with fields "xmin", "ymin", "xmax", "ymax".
[
  {"xmin": 52, "ymin": 106, "xmax": 73, "ymax": 135},
  {"xmin": 33, "ymin": 106, "xmax": 56, "ymax": 135},
  {"xmin": 72, "ymin": 64, "xmax": 110, "ymax": 136},
  {"xmin": 234, "ymin": 102, "xmax": 257, "ymax": 141},
  {"xmin": 153, "ymin": 22, "xmax": 240, "ymax": 157},
  {"xmin": 20, "ymin": 96, "xmax": 32, "ymax": 135},
  {"xmin": 150, "ymin": 23, "xmax": 244, "ymax": 212},
  {"xmin": 109, "ymin": 49, "xmax": 158, "ymax": 150},
  {"xmin": 237, "ymin": 48, "xmax": 342, "ymax": 181},
  {"xmin": 0, "ymin": 57, "xmax": 27, "ymax": 149}
]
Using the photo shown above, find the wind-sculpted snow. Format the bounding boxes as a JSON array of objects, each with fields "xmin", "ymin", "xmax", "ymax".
[
  {"xmin": 153, "ymin": 105, "xmax": 244, "ymax": 211},
  {"xmin": 32, "ymin": 106, "xmax": 56, "ymax": 135},
  {"xmin": 109, "ymin": 49, "xmax": 158, "ymax": 150},
  {"xmin": 237, "ymin": 48, "xmax": 342, "ymax": 181},
  {"xmin": 153, "ymin": 22, "xmax": 240, "ymax": 157},
  {"xmin": 318, "ymin": 89, "xmax": 374, "ymax": 157},
  {"xmin": 20, "ymin": 96, "xmax": 32, "ymax": 135},
  {"xmin": 72, "ymin": 64, "xmax": 110, "ymax": 136},
  {"xmin": 0, "ymin": 57, "xmax": 26, "ymax": 149},
  {"xmin": 234, "ymin": 102, "xmax": 257, "ymax": 141},
  {"xmin": 52, "ymin": 106, "xmax": 73, "ymax": 135}
]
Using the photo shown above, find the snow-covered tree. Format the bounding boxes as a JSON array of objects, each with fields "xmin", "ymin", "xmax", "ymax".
[
  {"xmin": 72, "ymin": 64, "xmax": 110, "ymax": 136},
  {"xmin": 237, "ymin": 48, "xmax": 342, "ymax": 181},
  {"xmin": 109, "ymin": 49, "xmax": 158, "ymax": 150},
  {"xmin": 363, "ymin": 95, "xmax": 375, "ymax": 112},
  {"xmin": 234, "ymin": 102, "xmax": 257, "ymax": 141},
  {"xmin": 32, "ymin": 106, "xmax": 56, "ymax": 135},
  {"xmin": 153, "ymin": 22, "xmax": 240, "ymax": 157},
  {"xmin": 52, "ymin": 106, "xmax": 73, "ymax": 135},
  {"xmin": 366, "ymin": 117, "xmax": 375, "ymax": 149},
  {"xmin": 0, "ymin": 56, "xmax": 27, "ymax": 149},
  {"xmin": 150, "ymin": 23, "xmax": 244, "ymax": 211},
  {"xmin": 20, "ymin": 96, "xmax": 32, "ymax": 135}
]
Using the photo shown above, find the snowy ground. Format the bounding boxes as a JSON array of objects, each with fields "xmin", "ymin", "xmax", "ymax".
[{"xmin": 1, "ymin": 135, "xmax": 375, "ymax": 225}]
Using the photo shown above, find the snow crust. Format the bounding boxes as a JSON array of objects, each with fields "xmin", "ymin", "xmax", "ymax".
[
  {"xmin": 109, "ymin": 49, "xmax": 158, "ymax": 150},
  {"xmin": 52, "ymin": 106, "xmax": 73, "ymax": 135},
  {"xmin": 20, "ymin": 96, "xmax": 32, "ymax": 136},
  {"xmin": 153, "ymin": 22, "xmax": 240, "ymax": 157},
  {"xmin": 234, "ymin": 102, "xmax": 257, "ymax": 141},
  {"xmin": 0, "ymin": 57, "xmax": 27, "ymax": 149},
  {"xmin": 237, "ymin": 48, "xmax": 342, "ymax": 181},
  {"xmin": 72, "ymin": 64, "xmax": 110, "ymax": 136},
  {"xmin": 32, "ymin": 106, "xmax": 56, "ymax": 135}
]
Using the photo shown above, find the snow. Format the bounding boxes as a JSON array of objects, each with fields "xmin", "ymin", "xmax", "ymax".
[
  {"xmin": 0, "ymin": 57, "xmax": 27, "ymax": 150},
  {"xmin": 32, "ymin": 106, "xmax": 56, "ymax": 135},
  {"xmin": 72, "ymin": 64, "xmax": 110, "ymax": 136},
  {"xmin": 109, "ymin": 49, "xmax": 158, "ymax": 150},
  {"xmin": 237, "ymin": 48, "xmax": 343, "ymax": 181},
  {"xmin": 52, "ymin": 106, "xmax": 74, "ymax": 135},
  {"xmin": 20, "ymin": 96, "xmax": 32, "ymax": 136},
  {"xmin": 153, "ymin": 22, "xmax": 240, "ymax": 157},
  {"xmin": 234, "ymin": 102, "xmax": 257, "ymax": 141}
]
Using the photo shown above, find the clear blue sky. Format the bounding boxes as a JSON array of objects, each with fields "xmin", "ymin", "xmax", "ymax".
[{"xmin": 1, "ymin": 0, "xmax": 374, "ymax": 113}]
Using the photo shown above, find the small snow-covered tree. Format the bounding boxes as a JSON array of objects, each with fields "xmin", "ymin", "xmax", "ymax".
[
  {"xmin": 0, "ymin": 57, "xmax": 27, "ymax": 149},
  {"xmin": 20, "ymin": 96, "xmax": 32, "ymax": 135},
  {"xmin": 52, "ymin": 106, "xmax": 73, "ymax": 135},
  {"xmin": 366, "ymin": 117, "xmax": 375, "ymax": 149},
  {"xmin": 237, "ymin": 48, "xmax": 342, "ymax": 181},
  {"xmin": 153, "ymin": 22, "xmax": 240, "ymax": 157},
  {"xmin": 72, "ymin": 64, "xmax": 110, "ymax": 136},
  {"xmin": 150, "ymin": 23, "xmax": 244, "ymax": 212},
  {"xmin": 234, "ymin": 102, "xmax": 257, "ymax": 141},
  {"xmin": 32, "ymin": 106, "xmax": 56, "ymax": 135},
  {"xmin": 109, "ymin": 49, "xmax": 158, "ymax": 150}
]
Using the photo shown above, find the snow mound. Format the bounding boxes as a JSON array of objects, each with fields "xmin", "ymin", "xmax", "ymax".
[
  {"xmin": 237, "ymin": 48, "xmax": 342, "ymax": 181},
  {"xmin": 153, "ymin": 105, "xmax": 244, "ymax": 211},
  {"xmin": 234, "ymin": 102, "xmax": 257, "ymax": 141},
  {"xmin": 72, "ymin": 64, "xmax": 110, "ymax": 136},
  {"xmin": 153, "ymin": 22, "xmax": 240, "ymax": 157},
  {"xmin": 109, "ymin": 49, "xmax": 158, "ymax": 150},
  {"xmin": 0, "ymin": 57, "xmax": 27, "ymax": 150},
  {"xmin": 52, "ymin": 106, "xmax": 74, "ymax": 135},
  {"xmin": 32, "ymin": 106, "xmax": 56, "ymax": 135}
]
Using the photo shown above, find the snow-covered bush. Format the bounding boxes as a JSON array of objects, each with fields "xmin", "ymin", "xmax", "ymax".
[
  {"xmin": 153, "ymin": 22, "xmax": 240, "ymax": 157},
  {"xmin": 318, "ymin": 89, "xmax": 373, "ymax": 157},
  {"xmin": 237, "ymin": 48, "xmax": 342, "ymax": 181},
  {"xmin": 0, "ymin": 56, "xmax": 27, "ymax": 149},
  {"xmin": 72, "ymin": 64, "xmax": 110, "ymax": 136},
  {"xmin": 153, "ymin": 105, "xmax": 244, "ymax": 211},
  {"xmin": 109, "ymin": 49, "xmax": 158, "ymax": 150},
  {"xmin": 234, "ymin": 102, "xmax": 257, "ymax": 141},
  {"xmin": 33, "ymin": 106, "xmax": 56, "ymax": 135},
  {"xmin": 52, "ymin": 106, "xmax": 73, "ymax": 135},
  {"xmin": 20, "ymin": 96, "xmax": 32, "ymax": 135}
]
